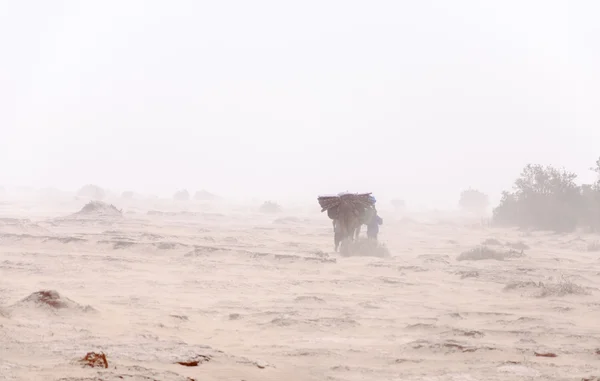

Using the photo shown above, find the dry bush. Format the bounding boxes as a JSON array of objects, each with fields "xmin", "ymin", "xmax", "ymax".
[
  {"xmin": 493, "ymin": 161, "xmax": 600, "ymax": 232},
  {"xmin": 121, "ymin": 191, "xmax": 134, "ymax": 199},
  {"xmin": 458, "ymin": 270, "xmax": 480, "ymax": 279},
  {"xmin": 79, "ymin": 201, "xmax": 123, "ymax": 216},
  {"xmin": 459, "ymin": 188, "xmax": 489, "ymax": 215},
  {"xmin": 13, "ymin": 290, "xmax": 97, "ymax": 313},
  {"xmin": 259, "ymin": 201, "xmax": 282, "ymax": 214},
  {"xmin": 173, "ymin": 189, "xmax": 190, "ymax": 201},
  {"xmin": 504, "ymin": 280, "xmax": 542, "ymax": 291},
  {"xmin": 79, "ymin": 352, "xmax": 108, "ymax": 368},
  {"xmin": 537, "ymin": 280, "xmax": 589, "ymax": 298},
  {"xmin": 457, "ymin": 246, "xmax": 525, "ymax": 261},
  {"xmin": 504, "ymin": 279, "xmax": 589, "ymax": 298},
  {"xmin": 77, "ymin": 184, "xmax": 106, "ymax": 200},
  {"xmin": 341, "ymin": 238, "xmax": 390, "ymax": 258}
]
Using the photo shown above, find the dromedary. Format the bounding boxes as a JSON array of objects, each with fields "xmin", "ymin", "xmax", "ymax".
[{"xmin": 318, "ymin": 193, "xmax": 376, "ymax": 253}]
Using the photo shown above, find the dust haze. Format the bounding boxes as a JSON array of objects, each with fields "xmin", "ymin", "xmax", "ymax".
[{"xmin": 2, "ymin": 1, "xmax": 600, "ymax": 380}]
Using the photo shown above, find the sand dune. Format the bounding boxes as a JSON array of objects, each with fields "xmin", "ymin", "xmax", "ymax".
[{"xmin": 1, "ymin": 199, "xmax": 600, "ymax": 380}]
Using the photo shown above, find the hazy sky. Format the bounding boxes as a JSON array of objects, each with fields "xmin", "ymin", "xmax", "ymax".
[{"xmin": 2, "ymin": 1, "xmax": 599, "ymax": 206}]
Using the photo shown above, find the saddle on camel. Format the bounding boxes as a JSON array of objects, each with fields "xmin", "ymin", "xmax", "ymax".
[{"xmin": 317, "ymin": 192, "xmax": 379, "ymax": 252}]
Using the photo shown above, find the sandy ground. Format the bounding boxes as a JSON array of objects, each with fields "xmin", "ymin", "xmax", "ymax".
[{"xmin": 1, "ymin": 197, "xmax": 600, "ymax": 381}]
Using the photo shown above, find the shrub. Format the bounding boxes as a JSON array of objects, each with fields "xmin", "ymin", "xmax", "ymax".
[
  {"xmin": 492, "ymin": 163, "xmax": 589, "ymax": 232},
  {"xmin": 504, "ymin": 279, "xmax": 589, "ymax": 298},
  {"xmin": 77, "ymin": 184, "xmax": 106, "ymax": 200},
  {"xmin": 121, "ymin": 191, "xmax": 134, "ymax": 199},
  {"xmin": 173, "ymin": 189, "xmax": 190, "ymax": 201},
  {"xmin": 259, "ymin": 201, "xmax": 282, "ymax": 214},
  {"xmin": 457, "ymin": 246, "xmax": 524, "ymax": 261},
  {"xmin": 458, "ymin": 188, "xmax": 489, "ymax": 215}
]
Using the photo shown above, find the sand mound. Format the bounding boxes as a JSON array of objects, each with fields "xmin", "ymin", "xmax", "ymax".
[
  {"xmin": 341, "ymin": 239, "xmax": 390, "ymax": 258},
  {"xmin": 10, "ymin": 290, "xmax": 96, "ymax": 313},
  {"xmin": 72, "ymin": 201, "xmax": 123, "ymax": 218}
]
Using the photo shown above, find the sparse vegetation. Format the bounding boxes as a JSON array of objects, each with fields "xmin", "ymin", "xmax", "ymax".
[
  {"xmin": 492, "ymin": 158, "xmax": 600, "ymax": 232},
  {"xmin": 173, "ymin": 189, "xmax": 190, "ymax": 201},
  {"xmin": 457, "ymin": 245, "xmax": 525, "ymax": 261},
  {"xmin": 536, "ymin": 280, "xmax": 589, "ymax": 298},
  {"xmin": 121, "ymin": 191, "xmax": 134, "ymax": 199},
  {"xmin": 79, "ymin": 352, "xmax": 108, "ymax": 368},
  {"xmin": 504, "ymin": 279, "xmax": 589, "ymax": 298},
  {"xmin": 259, "ymin": 201, "xmax": 282, "ymax": 214},
  {"xmin": 77, "ymin": 184, "xmax": 106, "ymax": 200},
  {"xmin": 78, "ymin": 201, "xmax": 123, "ymax": 217},
  {"xmin": 459, "ymin": 188, "xmax": 489, "ymax": 215}
]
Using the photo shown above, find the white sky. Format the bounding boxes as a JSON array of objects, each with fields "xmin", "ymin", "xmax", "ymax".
[{"xmin": 1, "ymin": 0, "xmax": 599, "ymax": 206}]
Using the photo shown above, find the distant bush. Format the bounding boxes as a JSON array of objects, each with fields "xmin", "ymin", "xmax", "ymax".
[
  {"xmin": 458, "ymin": 188, "xmax": 489, "ymax": 215},
  {"xmin": 121, "ymin": 191, "xmax": 134, "ymax": 199},
  {"xmin": 504, "ymin": 279, "xmax": 589, "ymax": 298},
  {"xmin": 173, "ymin": 189, "xmax": 190, "ymax": 201},
  {"xmin": 457, "ymin": 246, "xmax": 525, "ymax": 261},
  {"xmin": 77, "ymin": 184, "xmax": 106, "ymax": 200},
  {"xmin": 492, "ymin": 160, "xmax": 600, "ymax": 233},
  {"xmin": 259, "ymin": 201, "xmax": 282, "ymax": 214}
]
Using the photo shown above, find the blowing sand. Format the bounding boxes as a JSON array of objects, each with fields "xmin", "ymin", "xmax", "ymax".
[{"xmin": 1, "ymin": 198, "xmax": 600, "ymax": 381}]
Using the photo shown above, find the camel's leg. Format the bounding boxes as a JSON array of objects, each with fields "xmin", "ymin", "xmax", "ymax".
[
  {"xmin": 340, "ymin": 235, "xmax": 351, "ymax": 256},
  {"xmin": 333, "ymin": 220, "xmax": 340, "ymax": 252}
]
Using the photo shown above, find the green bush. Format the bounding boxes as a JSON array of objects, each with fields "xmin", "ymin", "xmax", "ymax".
[
  {"xmin": 492, "ymin": 159, "xmax": 600, "ymax": 232},
  {"xmin": 458, "ymin": 188, "xmax": 489, "ymax": 214}
]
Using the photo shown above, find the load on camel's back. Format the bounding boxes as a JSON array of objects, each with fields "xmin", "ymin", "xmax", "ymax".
[{"xmin": 317, "ymin": 192, "xmax": 377, "ymax": 253}]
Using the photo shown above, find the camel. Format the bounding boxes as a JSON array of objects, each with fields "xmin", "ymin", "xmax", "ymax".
[
  {"xmin": 353, "ymin": 206, "xmax": 377, "ymax": 239},
  {"xmin": 318, "ymin": 193, "xmax": 376, "ymax": 253}
]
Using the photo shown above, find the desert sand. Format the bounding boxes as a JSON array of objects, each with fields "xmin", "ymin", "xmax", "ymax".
[{"xmin": 1, "ymin": 196, "xmax": 600, "ymax": 381}]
